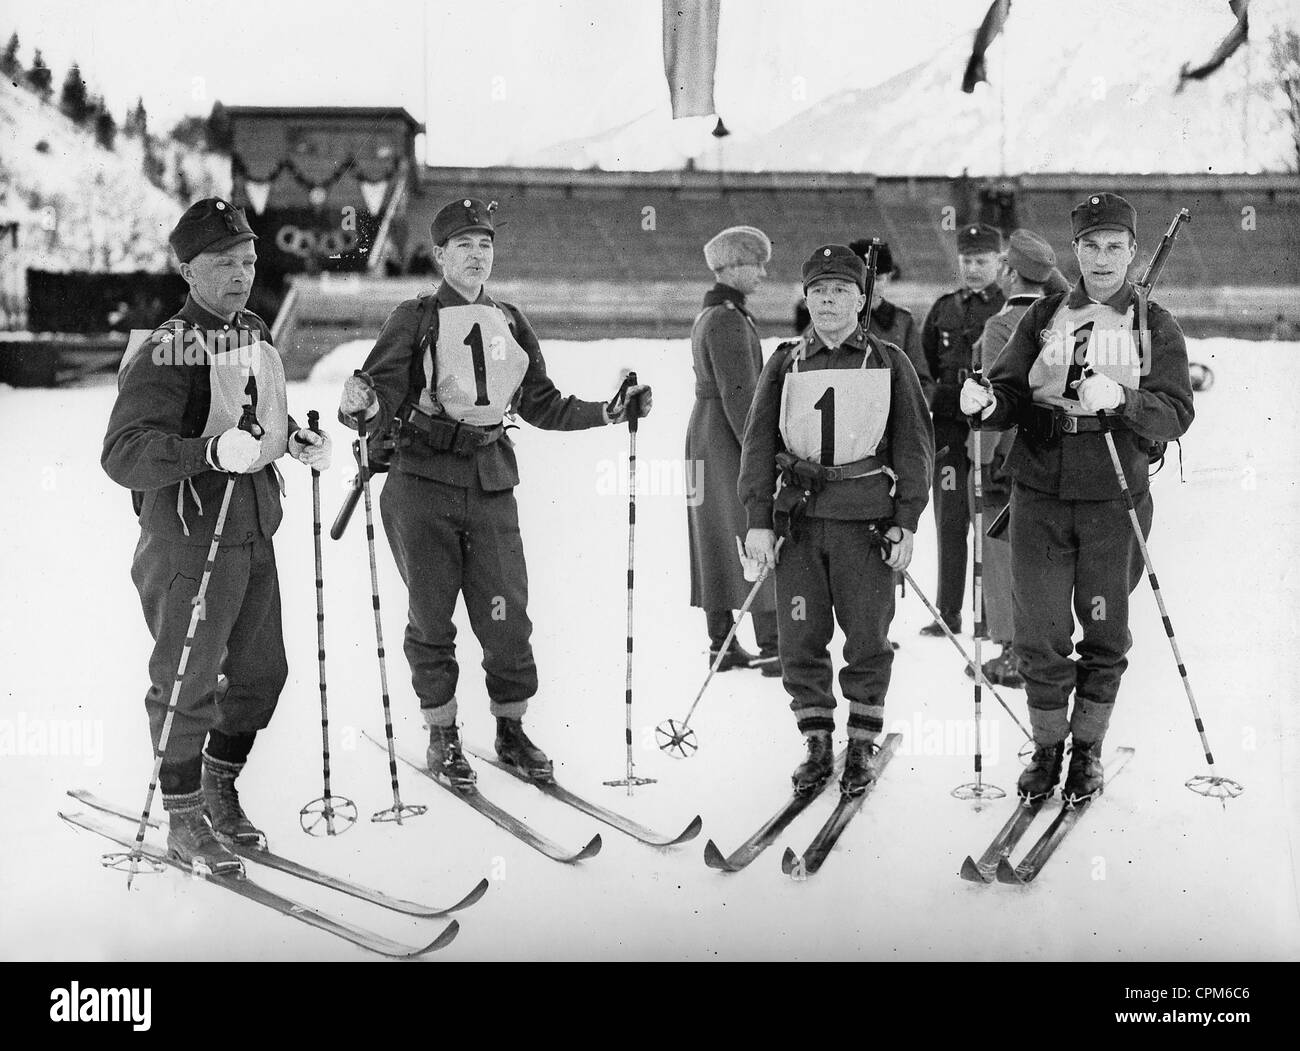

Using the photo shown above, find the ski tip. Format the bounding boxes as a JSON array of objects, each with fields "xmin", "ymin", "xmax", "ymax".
[
  {"xmin": 780, "ymin": 847, "xmax": 798, "ymax": 875},
  {"xmin": 959, "ymin": 856, "xmax": 992, "ymax": 884},
  {"xmin": 421, "ymin": 918, "xmax": 460, "ymax": 954},
  {"xmin": 451, "ymin": 878, "xmax": 490, "ymax": 912},
  {"xmin": 571, "ymin": 833, "xmax": 602, "ymax": 862},
  {"xmin": 671, "ymin": 815, "xmax": 704, "ymax": 845},
  {"xmin": 702, "ymin": 839, "xmax": 732, "ymax": 871},
  {"xmin": 994, "ymin": 858, "xmax": 1027, "ymax": 885}
]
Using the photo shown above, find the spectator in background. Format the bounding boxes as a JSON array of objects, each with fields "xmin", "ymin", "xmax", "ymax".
[{"xmin": 688, "ymin": 225, "xmax": 780, "ymax": 675}]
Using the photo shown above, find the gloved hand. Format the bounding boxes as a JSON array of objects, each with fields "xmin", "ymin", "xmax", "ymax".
[
  {"xmin": 959, "ymin": 378, "xmax": 996, "ymax": 419},
  {"xmin": 880, "ymin": 525, "xmax": 914, "ymax": 571},
  {"xmin": 605, "ymin": 384, "xmax": 653, "ymax": 425},
  {"xmin": 1075, "ymin": 373, "xmax": 1124, "ymax": 413},
  {"xmin": 206, "ymin": 426, "xmax": 262, "ymax": 473},
  {"xmin": 290, "ymin": 427, "xmax": 332, "ymax": 471},
  {"xmin": 744, "ymin": 527, "xmax": 778, "ymax": 572},
  {"xmin": 340, "ymin": 373, "xmax": 379, "ymax": 427}
]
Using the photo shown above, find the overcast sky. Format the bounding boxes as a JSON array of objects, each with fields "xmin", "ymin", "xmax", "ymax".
[{"xmin": 6, "ymin": 0, "xmax": 996, "ymax": 165}]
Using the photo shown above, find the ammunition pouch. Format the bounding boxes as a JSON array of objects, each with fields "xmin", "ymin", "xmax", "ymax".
[
  {"xmin": 397, "ymin": 404, "xmax": 504, "ymax": 457},
  {"xmin": 1019, "ymin": 404, "xmax": 1128, "ymax": 447},
  {"xmin": 771, "ymin": 451, "xmax": 898, "ymax": 541}
]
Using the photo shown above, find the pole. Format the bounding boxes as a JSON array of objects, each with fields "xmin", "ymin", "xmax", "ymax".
[
  {"xmin": 299, "ymin": 409, "xmax": 357, "ymax": 835},
  {"xmin": 604, "ymin": 372, "xmax": 655, "ymax": 793}
]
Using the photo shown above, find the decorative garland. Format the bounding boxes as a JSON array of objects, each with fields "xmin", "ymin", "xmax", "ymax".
[{"xmin": 231, "ymin": 151, "xmax": 401, "ymax": 191}]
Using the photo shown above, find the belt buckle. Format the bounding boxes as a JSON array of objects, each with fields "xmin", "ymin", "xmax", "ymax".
[{"xmin": 1060, "ymin": 415, "xmax": 1079, "ymax": 434}]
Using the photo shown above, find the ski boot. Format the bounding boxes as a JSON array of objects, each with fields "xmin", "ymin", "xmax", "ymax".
[
  {"xmin": 710, "ymin": 642, "xmax": 758, "ymax": 672},
  {"xmin": 791, "ymin": 730, "xmax": 834, "ymax": 794},
  {"xmin": 1062, "ymin": 739, "xmax": 1105, "ymax": 806},
  {"xmin": 427, "ymin": 723, "xmax": 477, "ymax": 790},
  {"xmin": 1016, "ymin": 741, "xmax": 1065, "ymax": 802},
  {"xmin": 919, "ymin": 613, "xmax": 960, "ymax": 638},
  {"xmin": 201, "ymin": 753, "xmax": 266, "ymax": 849},
  {"xmin": 495, "ymin": 717, "xmax": 554, "ymax": 783},
  {"xmin": 750, "ymin": 646, "xmax": 782, "ymax": 678},
  {"xmin": 165, "ymin": 793, "xmax": 244, "ymax": 877},
  {"xmin": 841, "ymin": 738, "xmax": 879, "ymax": 796},
  {"xmin": 965, "ymin": 646, "xmax": 1024, "ymax": 688}
]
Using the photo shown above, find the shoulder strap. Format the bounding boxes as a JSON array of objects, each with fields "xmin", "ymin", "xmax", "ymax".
[{"xmin": 407, "ymin": 294, "xmax": 441, "ymax": 394}]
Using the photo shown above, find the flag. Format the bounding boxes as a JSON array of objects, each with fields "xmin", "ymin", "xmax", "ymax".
[
  {"xmin": 244, "ymin": 180, "xmax": 271, "ymax": 215},
  {"xmin": 1176, "ymin": 0, "xmax": 1249, "ymax": 91},
  {"xmin": 663, "ymin": 0, "xmax": 720, "ymax": 119},
  {"xmin": 962, "ymin": 0, "xmax": 1012, "ymax": 94},
  {"xmin": 359, "ymin": 180, "xmax": 389, "ymax": 215}
]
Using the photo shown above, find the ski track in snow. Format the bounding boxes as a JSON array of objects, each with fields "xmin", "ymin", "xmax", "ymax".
[{"xmin": 1, "ymin": 335, "xmax": 1296, "ymax": 961}]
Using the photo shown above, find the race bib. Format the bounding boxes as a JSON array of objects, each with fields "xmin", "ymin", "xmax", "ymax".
[
  {"xmin": 424, "ymin": 304, "xmax": 530, "ymax": 425},
  {"xmin": 779, "ymin": 364, "xmax": 891, "ymax": 466},
  {"xmin": 1031, "ymin": 300, "xmax": 1142, "ymax": 414},
  {"xmin": 203, "ymin": 338, "xmax": 289, "ymax": 470}
]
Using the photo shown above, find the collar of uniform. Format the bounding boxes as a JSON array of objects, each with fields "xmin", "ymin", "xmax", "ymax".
[
  {"xmin": 805, "ymin": 322, "xmax": 868, "ymax": 358},
  {"xmin": 960, "ymin": 285, "xmax": 996, "ymax": 304},
  {"xmin": 177, "ymin": 294, "xmax": 249, "ymax": 331},
  {"xmin": 1005, "ymin": 293, "xmax": 1041, "ymax": 307},
  {"xmin": 1067, "ymin": 278, "xmax": 1136, "ymax": 311},
  {"xmin": 871, "ymin": 298, "xmax": 897, "ymax": 330},
  {"xmin": 434, "ymin": 281, "xmax": 490, "ymax": 308},
  {"xmin": 703, "ymin": 282, "xmax": 746, "ymax": 310}
]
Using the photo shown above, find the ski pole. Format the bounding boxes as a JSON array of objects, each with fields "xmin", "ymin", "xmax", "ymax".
[
  {"xmin": 656, "ymin": 537, "xmax": 782, "ymax": 759},
  {"xmin": 352, "ymin": 391, "xmax": 427, "ymax": 825},
  {"xmin": 892, "ymin": 551, "xmax": 1032, "ymax": 746},
  {"xmin": 299, "ymin": 409, "xmax": 357, "ymax": 836},
  {"xmin": 1081, "ymin": 361, "xmax": 1242, "ymax": 803},
  {"xmin": 103, "ymin": 375, "xmax": 263, "ymax": 885},
  {"xmin": 952, "ymin": 368, "xmax": 1004, "ymax": 802},
  {"xmin": 603, "ymin": 372, "xmax": 655, "ymax": 794}
]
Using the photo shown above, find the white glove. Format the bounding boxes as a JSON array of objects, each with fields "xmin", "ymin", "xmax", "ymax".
[
  {"xmin": 339, "ymin": 374, "xmax": 379, "ymax": 425},
  {"xmin": 959, "ymin": 378, "xmax": 996, "ymax": 419},
  {"xmin": 1076, "ymin": 373, "xmax": 1124, "ymax": 413},
  {"xmin": 207, "ymin": 426, "xmax": 261, "ymax": 473},
  {"xmin": 291, "ymin": 428, "xmax": 332, "ymax": 471},
  {"xmin": 605, "ymin": 384, "xmax": 653, "ymax": 425}
]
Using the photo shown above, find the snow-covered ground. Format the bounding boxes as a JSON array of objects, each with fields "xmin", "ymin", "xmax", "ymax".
[{"xmin": 1, "ymin": 335, "xmax": 1296, "ymax": 961}]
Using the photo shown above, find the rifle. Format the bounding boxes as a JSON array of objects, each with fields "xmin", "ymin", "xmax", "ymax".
[
  {"xmin": 329, "ymin": 425, "xmax": 395, "ymax": 540},
  {"xmin": 1134, "ymin": 209, "xmax": 1191, "ymax": 362}
]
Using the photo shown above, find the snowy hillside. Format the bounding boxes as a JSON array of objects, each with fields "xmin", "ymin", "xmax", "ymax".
[
  {"xmin": 523, "ymin": 0, "xmax": 1298, "ymax": 174},
  {"xmin": 0, "ymin": 75, "xmax": 229, "ymax": 274},
  {"xmin": 0, "ymin": 334, "xmax": 1296, "ymax": 961}
]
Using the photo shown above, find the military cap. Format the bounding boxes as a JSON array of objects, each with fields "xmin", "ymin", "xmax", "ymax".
[
  {"xmin": 1004, "ymin": 228, "xmax": 1057, "ymax": 282},
  {"xmin": 957, "ymin": 222, "xmax": 1002, "ymax": 254},
  {"xmin": 169, "ymin": 197, "xmax": 257, "ymax": 263},
  {"xmin": 703, "ymin": 225, "xmax": 771, "ymax": 269},
  {"xmin": 1071, "ymin": 192, "xmax": 1137, "ymax": 240},
  {"xmin": 849, "ymin": 238, "xmax": 896, "ymax": 277},
  {"xmin": 802, "ymin": 244, "xmax": 866, "ymax": 292},
  {"xmin": 431, "ymin": 197, "xmax": 497, "ymax": 246}
]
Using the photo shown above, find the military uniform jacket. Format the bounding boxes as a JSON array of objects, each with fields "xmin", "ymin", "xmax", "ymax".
[
  {"xmin": 984, "ymin": 280, "xmax": 1194, "ymax": 501},
  {"xmin": 872, "ymin": 298, "xmax": 934, "ymax": 406},
  {"xmin": 357, "ymin": 282, "xmax": 607, "ymax": 490},
  {"xmin": 102, "ymin": 296, "xmax": 293, "ymax": 547},
  {"xmin": 738, "ymin": 325, "xmax": 934, "ymax": 534},
  {"xmin": 922, "ymin": 284, "xmax": 1005, "ymax": 419}
]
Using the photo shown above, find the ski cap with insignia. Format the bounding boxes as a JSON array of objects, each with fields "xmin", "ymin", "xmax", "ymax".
[
  {"xmin": 1071, "ymin": 192, "xmax": 1137, "ymax": 240},
  {"xmin": 431, "ymin": 197, "xmax": 497, "ymax": 246},
  {"xmin": 957, "ymin": 222, "xmax": 1002, "ymax": 254},
  {"xmin": 802, "ymin": 244, "xmax": 866, "ymax": 292},
  {"xmin": 169, "ymin": 197, "xmax": 257, "ymax": 263}
]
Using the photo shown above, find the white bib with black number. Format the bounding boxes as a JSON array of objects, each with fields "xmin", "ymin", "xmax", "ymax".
[
  {"xmin": 422, "ymin": 303, "xmax": 530, "ymax": 425},
  {"xmin": 779, "ymin": 342, "xmax": 891, "ymax": 466},
  {"xmin": 1030, "ymin": 299, "xmax": 1142, "ymax": 416}
]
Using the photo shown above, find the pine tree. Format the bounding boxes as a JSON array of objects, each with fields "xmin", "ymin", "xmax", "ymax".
[
  {"xmin": 142, "ymin": 141, "xmax": 166, "ymax": 187},
  {"xmin": 59, "ymin": 63, "xmax": 91, "ymax": 125},
  {"xmin": 169, "ymin": 115, "xmax": 208, "ymax": 149},
  {"xmin": 0, "ymin": 32, "xmax": 20, "ymax": 79},
  {"xmin": 206, "ymin": 100, "xmax": 233, "ymax": 152},
  {"xmin": 26, "ymin": 49, "xmax": 52, "ymax": 100},
  {"xmin": 124, "ymin": 96, "xmax": 148, "ymax": 138},
  {"xmin": 93, "ymin": 99, "xmax": 117, "ymax": 150}
]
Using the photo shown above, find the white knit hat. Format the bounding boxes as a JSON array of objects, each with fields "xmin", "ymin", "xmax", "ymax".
[{"xmin": 703, "ymin": 226, "xmax": 772, "ymax": 270}]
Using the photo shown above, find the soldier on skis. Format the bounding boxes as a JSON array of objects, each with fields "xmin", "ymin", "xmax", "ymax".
[
  {"xmin": 102, "ymin": 198, "xmax": 332, "ymax": 872},
  {"xmin": 738, "ymin": 245, "xmax": 933, "ymax": 795},
  {"xmin": 960, "ymin": 193, "xmax": 1194, "ymax": 804},
  {"xmin": 337, "ymin": 197, "xmax": 651, "ymax": 790}
]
